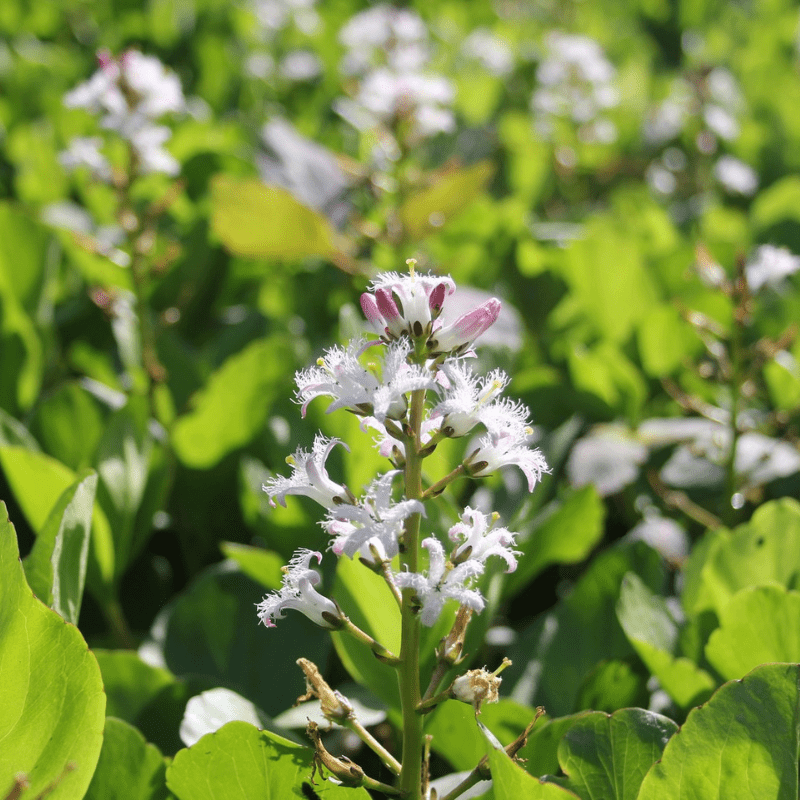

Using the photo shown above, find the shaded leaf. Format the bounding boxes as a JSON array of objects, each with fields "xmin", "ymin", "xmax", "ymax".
[
  {"xmin": 172, "ymin": 336, "xmax": 293, "ymax": 468},
  {"xmin": 84, "ymin": 717, "xmax": 168, "ymax": 800},
  {"xmin": 158, "ymin": 562, "xmax": 327, "ymax": 716},
  {"xmin": 617, "ymin": 573, "xmax": 715, "ymax": 707},
  {"xmin": 505, "ymin": 486, "xmax": 605, "ymax": 599},
  {"xmin": 507, "ymin": 541, "xmax": 666, "ymax": 717},
  {"xmin": 23, "ymin": 470, "xmax": 97, "ymax": 624}
]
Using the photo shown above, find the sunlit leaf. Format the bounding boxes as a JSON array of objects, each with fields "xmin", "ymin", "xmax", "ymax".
[
  {"xmin": 638, "ymin": 663, "xmax": 800, "ymax": 800},
  {"xmin": 211, "ymin": 176, "xmax": 339, "ymax": 258},
  {"xmin": 0, "ymin": 503, "xmax": 105, "ymax": 798},
  {"xmin": 166, "ymin": 721, "xmax": 371, "ymax": 799}
]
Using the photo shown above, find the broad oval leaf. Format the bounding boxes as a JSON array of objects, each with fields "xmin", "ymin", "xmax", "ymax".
[
  {"xmin": 553, "ymin": 708, "xmax": 678, "ymax": 800},
  {"xmin": 638, "ymin": 663, "xmax": 800, "ymax": 800},
  {"xmin": 166, "ymin": 720, "xmax": 371, "ymax": 799},
  {"xmin": 171, "ymin": 336, "xmax": 294, "ymax": 469},
  {"xmin": 399, "ymin": 161, "xmax": 495, "ymax": 240},
  {"xmin": 681, "ymin": 498, "xmax": 800, "ymax": 618},
  {"xmin": 211, "ymin": 176, "xmax": 338, "ymax": 258},
  {"xmin": 705, "ymin": 585, "xmax": 800, "ymax": 680},
  {"xmin": 0, "ymin": 503, "xmax": 106, "ymax": 798}
]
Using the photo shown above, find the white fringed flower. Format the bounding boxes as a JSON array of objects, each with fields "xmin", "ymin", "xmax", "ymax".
[
  {"xmin": 323, "ymin": 471, "xmax": 424, "ymax": 563},
  {"xmin": 263, "ymin": 434, "xmax": 351, "ymax": 509},
  {"xmin": 256, "ymin": 550, "xmax": 343, "ymax": 629},
  {"xmin": 296, "ymin": 338, "xmax": 435, "ymax": 421},
  {"xmin": 465, "ymin": 424, "xmax": 549, "ymax": 492},
  {"xmin": 447, "ymin": 507, "xmax": 520, "ymax": 572},
  {"xmin": 394, "ymin": 538, "xmax": 485, "ymax": 626},
  {"xmin": 432, "ymin": 362, "xmax": 509, "ymax": 437}
]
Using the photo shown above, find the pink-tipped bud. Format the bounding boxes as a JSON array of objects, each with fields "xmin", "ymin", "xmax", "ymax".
[
  {"xmin": 430, "ymin": 298, "xmax": 501, "ymax": 355},
  {"xmin": 429, "ymin": 282, "xmax": 447, "ymax": 315},
  {"xmin": 96, "ymin": 48, "xmax": 114, "ymax": 70}
]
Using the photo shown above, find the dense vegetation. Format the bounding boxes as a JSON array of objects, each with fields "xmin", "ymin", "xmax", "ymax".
[{"xmin": 2, "ymin": 0, "xmax": 800, "ymax": 797}]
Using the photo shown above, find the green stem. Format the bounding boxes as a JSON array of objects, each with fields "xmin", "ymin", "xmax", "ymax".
[
  {"xmin": 105, "ymin": 597, "xmax": 136, "ymax": 649},
  {"xmin": 397, "ymin": 388, "xmax": 427, "ymax": 799},
  {"xmin": 342, "ymin": 718, "xmax": 402, "ymax": 775},
  {"xmin": 422, "ymin": 464, "xmax": 466, "ymax": 499}
]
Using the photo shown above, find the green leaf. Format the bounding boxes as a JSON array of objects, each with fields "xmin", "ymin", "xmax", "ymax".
[
  {"xmin": 94, "ymin": 650, "xmax": 177, "ymax": 722},
  {"xmin": 22, "ymin": 470, "xmax": 97, "ymax": 624},
  {"xmin": 0, "ymin": 203, "xmax": 52, "ymax": 314},
  {"xmin": 518, "ymin": 714, "xmax": 593, "ymax": 778},
  {"xmin": 505, "ymin": 486, "xmax": 605, "ymax": 598},
  {"xmin": 567, "ymin": 342, "xmax": 647, "ymax": 419},
  {"xmin": 617, "ymin": 573, "xmax": 716, "ymax": 707},
  {"xmin": 0, "ymin": 406, "xmax": 40, "ymax": 450},
  {"xmin": 94, "ymin": 402, "xmax": 154, "ymax": 578},
  {"xmin": 553, "ymin": 709, "xmax": 677, "ymax": 800},
  {"xmin": 166, "ymin": 721, "xmax": 371, "ymax": 800},
  {"xmin": 637, "ymin": 305, "xmax": 699, "ymax": 377},
  {"xmin": 84, "ymin": 717, "xmax": 168, "ymax": 800},
  {"xmin": 0, "ymin": 502, "xmax": 105, "ymax": 798},
  {"xmin": 159, "ymin": 562, "xmax": 328, "ymax": 716},
  {"xmin": 558, "ymin": 215, "xmax": 659, "ymax": 343},
  {"xmin": 705, "ymin": 586, "xmax": 800, "ymax": 681},
  {"xmin": 211, "ymin": 176, "xmax": 338, "ymax": 258},
  {"xmin": 637, "ymin": 663, "xmax": 800, "ymax": 800},
  {"xmin": 489, "ymin": 748, "xmax": 578, "ymax": 799},
  {"xmin": 220, "ymin": 541, "xmax": 284, "ymax": 588},
  {"xmin": 507, "ymin": 541, "xmax": 666, "ymax": 717},
  {"xmin": 331, "ymin": 556, "xmax": 401, "ymax": 709},
  {"xmin": 399, "ymin": 161, "xmax": 494, "ymax": 240},
  {"xmin": 94, "ymin": 649, "xmax": 203, "ymax": 757},
  {"xmin": 751, "ymin": 175, "xmax": 800, "ymax": 232},
  {"xmin": 764, "ymin": 357, "xmax": 800, "ymax": 412},
  {"xmin": 30, "ymin": 381, "xmax": 106, "ymax": 471},
  {"xmin": 0, "ymin": 445, "xmax": 115, "ymax": 598},
  {"xmin": 172, "ymin": 336, "xmax": 293, "ymax": 468},
  {"xmin": 427, "ymin": 699, "xmax": 537, "ymax": 772},
  {"xmin": 681, "ymin": 498, "xmax": 800, "ymax": 619},
  {"xmin": 574, "ymin": 660, "xmax": 649, "ymax": 713}
]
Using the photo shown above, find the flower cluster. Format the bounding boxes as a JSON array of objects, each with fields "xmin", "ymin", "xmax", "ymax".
[
  {"xmin": 334, "ymin": 4, "xmax": 456, "ymax": 141},
  {"xmin": 257, "ymin": 268, "xmax": 548, "ymax": 630},
  {"xmin": 531, "ymin": 32, "xmax": 619, "ymax": 144},
  {"xmin": 60, "ymin": 49, "xmax": 185, "ymax": 179}
]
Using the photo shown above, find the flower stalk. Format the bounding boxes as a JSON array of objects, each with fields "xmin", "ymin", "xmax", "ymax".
[{"xmin": 257, "ymin": 267, "xmax": 549, "ymax": 798}]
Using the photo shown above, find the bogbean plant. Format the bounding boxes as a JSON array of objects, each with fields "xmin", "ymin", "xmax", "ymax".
[{"xmin": 256, "ymin": 265, "xmax": 548, "ymax": 798}]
